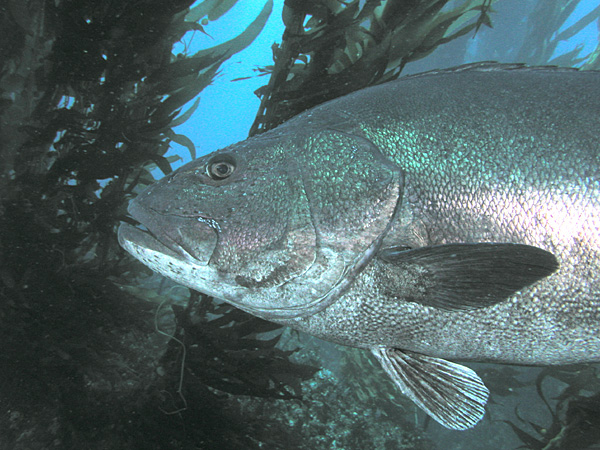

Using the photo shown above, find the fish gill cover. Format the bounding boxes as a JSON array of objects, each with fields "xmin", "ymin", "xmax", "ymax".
[{"xmin": 0, "ymin": 0, "xmax": 599, "ymax": 449}]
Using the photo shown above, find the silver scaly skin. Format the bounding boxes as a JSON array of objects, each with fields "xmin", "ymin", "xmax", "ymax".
[
  {"xmin": 118, "ymin": 63, "xmax": 600, "ymax": 430},
  {"xmin": 285, "ymin": 63, "xmax": 600, "ymax": 364}
]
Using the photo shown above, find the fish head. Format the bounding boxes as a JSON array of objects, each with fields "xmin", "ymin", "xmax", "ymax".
[{"xmin": 118, "ymin": 129, "xmax": 403, "ymax": 319}]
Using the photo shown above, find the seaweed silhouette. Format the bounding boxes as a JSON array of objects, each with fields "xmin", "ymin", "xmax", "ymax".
[{"xmin": 506, "ymin": 366, "xmax": 600, "ymax": 450}]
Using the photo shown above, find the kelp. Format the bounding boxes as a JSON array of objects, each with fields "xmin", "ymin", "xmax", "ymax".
[
  {"xmin": 505, "ymin": 366, "xmax": 600, "ymax": 450},
  {"xmin": 0, "ymin": 0, "xmax": 273, "ymax": 280},
  {"xmin": 0, "ymin": 0, "xmax": 323, "ymax": 448},
  {"xmin": 249, "ymin": 0, "xmax": 494, "ymax": 135},
  {"xmin": 164, "ymin": 291, "xmax": 319, "ymax": 402},
  {"xmin": 516, "ymin": 0, "xmax": 600, "ymax": 67}
]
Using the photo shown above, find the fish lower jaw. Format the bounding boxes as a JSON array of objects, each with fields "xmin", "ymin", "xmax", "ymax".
[
  {"xmin": 120, "ymin": 236, "xmax": 351, "ymax": 321},
  {"xmin": 119, "ymin": 237, "xmax": 298, "ymax": 317},
  {"xmin": 121, "ymin": 237, "xmax": 241, "ymax": 299}
]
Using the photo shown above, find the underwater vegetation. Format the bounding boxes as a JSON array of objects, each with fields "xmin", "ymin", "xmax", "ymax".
[
  {"xmin": 1, "ymin": 0, "xmax": 600, "ymax": 448},
  {"xmin": 250, "ymin": 0, "xmax": 600, "ymax": 137},
  {"xmin": 0, "ymin": 0, "xmax": 313, "ymax": 448},
  {"xmin": 516, "ymin": 0, "xmax": 600, "ymax": 67},
  {"xmin": 503, "ymin": 366, "xmax": 600, "ymax": 450},
  {"xmin": 249, "ymin": 0, "xmax": 495, "ymax": 134}
]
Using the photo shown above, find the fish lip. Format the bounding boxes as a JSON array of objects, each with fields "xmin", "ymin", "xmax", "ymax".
[
  {"xmin": 128, "ymin": 198, "xmax": 220, "ymax": 232},
  {"xmin": 118, "ymin": 222, "xmax": 188, "ymax": 261},
  {"xmin": 122, "ymin": 200, "xmax": 217, "ymax": 264},
  {"xmin": 151, "ymin": 209, "xmax": 222, "ymax": 233}
]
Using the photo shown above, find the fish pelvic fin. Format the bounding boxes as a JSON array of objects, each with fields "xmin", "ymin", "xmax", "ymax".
[{"xmin": 371, "ymin": 347, "xmax": 489, "ymax": 430}]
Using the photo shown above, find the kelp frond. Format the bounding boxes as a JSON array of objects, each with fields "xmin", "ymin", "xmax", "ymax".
[
  {"xmin": 517, "ymin": 0, "xmax": 600, "ymax": 67},
  {"xmin": 249, "ymin": 0, "xmax": 495, "ymax": 135},
  {"xmin": 506, "ymin": 366, "xmax": 600, "ymax": 450}
]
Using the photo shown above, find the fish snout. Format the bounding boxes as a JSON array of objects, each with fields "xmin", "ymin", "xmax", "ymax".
[{"xmin": 124, "ymin": 198, "xmax": 218, "ymax": 265}]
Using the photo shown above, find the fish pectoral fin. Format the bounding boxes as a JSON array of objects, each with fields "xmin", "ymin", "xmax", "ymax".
[
  {"xmin": 371, "ymin": 347, "xmax": 489, "ymax": 430},
  {"xmin": 378, "ymin": 243, "xmax": 558, "ymax": 310}
]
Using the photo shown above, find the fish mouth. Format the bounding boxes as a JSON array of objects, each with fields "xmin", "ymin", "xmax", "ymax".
[
  {"xmin": 118, "ymin": 200, "xmax": 218, "ymax": 265},
  {"xmin": 118, "ymin": 221, "xmax": 188, "ymax": 261}
]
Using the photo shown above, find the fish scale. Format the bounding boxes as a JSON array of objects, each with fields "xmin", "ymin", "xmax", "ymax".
[{"xmin": 119, "ymin": 62, "xmax": 600, "ymax": 430}]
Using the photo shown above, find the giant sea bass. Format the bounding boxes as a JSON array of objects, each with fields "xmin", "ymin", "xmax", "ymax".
[{"xmin": 119, "ymin": 63, "xmax": 600, "ymax": 430}]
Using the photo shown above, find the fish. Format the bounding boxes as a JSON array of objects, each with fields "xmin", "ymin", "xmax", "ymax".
[{"xmin": 118, "ymin": 62, "xmax": 600, "ymax": 430}]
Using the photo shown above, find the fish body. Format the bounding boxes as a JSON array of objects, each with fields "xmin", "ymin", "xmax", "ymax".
[
  {"xmin": 118, "ymin": 63, "xmax": 600, "ymax": 430},
  {"xmin": 281, "ymin": 64, "xmax": 600, "ymax": 365}
]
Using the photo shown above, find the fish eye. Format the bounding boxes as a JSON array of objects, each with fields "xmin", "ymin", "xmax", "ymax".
[{"xmin": 206, "ymin": 157, "xmax": 236, "ymax": 180}]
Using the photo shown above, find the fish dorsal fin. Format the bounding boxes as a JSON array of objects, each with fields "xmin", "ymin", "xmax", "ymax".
[
  {"xmin": 378, "ymin": 243, "xmax": 558, "ymax": 311},
  {"xmin": 371, "ymin": 347, "xmax": 489, "ymax": 430},
  {"xmin": 400, "ymin": 61, "xmax": 585, "ymax": 80}
]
